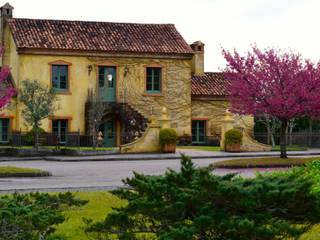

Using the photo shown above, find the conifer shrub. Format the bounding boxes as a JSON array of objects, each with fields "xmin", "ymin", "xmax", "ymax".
[
  {"xmin": 85, "ymin": 155, "xmax": 320, "ymax": 240},
  {"xmin": 0, "ymin": 192, "xmax": 87, "ymax": 240}
]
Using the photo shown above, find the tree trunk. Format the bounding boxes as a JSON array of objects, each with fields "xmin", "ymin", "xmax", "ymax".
[
  {"xmin": 266, "ymin": 123, "xmax": 271, "ymax": 145},
  {"xmin": 270, "ymin": 133, "xmax": 276, "ymax": 149},
  {"xmin": 287, "ymin": 119, "xmax": 294, "ymax": 146},
  {"xmin": 35, "ymin": 127, "xmax": 39, "ymax": 151},
  {"xmin": 280, "ymin": 119, "xmax": 288, "ymax": 158},
  {"xmin": 308, "ymin": 118, "xmax": 313, "ymax": 147},
  {"xmin": 92, "ymin": 127, "xmax": 97, "ymax": 150}
]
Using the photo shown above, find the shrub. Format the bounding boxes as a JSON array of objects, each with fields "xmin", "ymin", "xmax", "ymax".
[
  {"xmin": 224, "ymin": 128, "xmax": 243, "ymax": 145},
  {"xmin": 159, "ymin": 128, "xmax": 178, "ymax": 146},
  {"xmin": 85, "ymin": 155, "xmax": 320, "ymax": 240},
  {"xmin": 0, "ymin": 192, "xmax": 87, "ymax": 240},
  {"xmin": 23, "ymin": 127, "xmax": 46, "ymax": 145}
]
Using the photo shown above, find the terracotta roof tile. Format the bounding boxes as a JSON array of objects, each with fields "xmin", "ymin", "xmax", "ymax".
[
  {"xmin": 8, "ymin": 18, "xmax": 194, "ymax": 55},
  {"xmin": 192, "ymin": 72, "xmax": 229, "ymax": 96}
]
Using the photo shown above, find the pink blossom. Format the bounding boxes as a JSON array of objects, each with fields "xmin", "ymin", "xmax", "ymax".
[
  {"xmin": 0, "ymin": 50, "xmax": 16, "ymax": 109},
  {"xmin": 222, "ymin": 46, "xmax": 320, "ymax": 119}
]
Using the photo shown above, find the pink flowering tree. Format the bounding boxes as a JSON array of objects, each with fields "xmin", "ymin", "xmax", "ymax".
[
  {"xmin": 222, "ymin": 46, "xmax": 320, "ymax": 158},
  {"xmin": 0, "ymin": 49, "xmax": 16, "ymax": 109}
]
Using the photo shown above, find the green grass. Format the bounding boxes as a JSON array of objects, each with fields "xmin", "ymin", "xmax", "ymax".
[
  {"xmin": 0, "ymin": 166, "xmax": 51, "ymax": 177},
  {"xmin": 55, "ymin": 191, "xmax": 126, "ymax": 240},
  {"xmin": 211, "ymin": 157, "xmax": 320, "ymax": 169},
  {"xmin": 55, "ymin": 190, "xmax": 320, "ymax": 240},
  {"xmin": 0, "ymin": 146, "xmax": 115, "ymax": 151},
  {"xmin": 177, "ymin": 146, "xmax": 221, "ymax": 151},
  {"xmin": 177, "ymin": 145, "xmax": 308, "ymax": 152},
  {"xmin": 300, "ymin": 225, "xmax": 320, "ymax": 239},
  {"xmin": 272, "ymin": 145, "xmax": 308, "ymax": 151}
]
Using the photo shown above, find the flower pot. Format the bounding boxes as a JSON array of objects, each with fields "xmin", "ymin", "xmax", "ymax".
[
  {"xmin": 225, "ymin": 143, "xmax": 241, "ymax": 152},
  {"xmin": 162, "ymin": 143, "xmax": 176, "ymax": 153}
]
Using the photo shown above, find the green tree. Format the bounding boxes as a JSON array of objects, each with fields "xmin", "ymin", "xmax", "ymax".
[
  {"xmin": 0, "ymin": 192, "xmax": 87, "ymax": 240},
  {"xmin": 85, "ymin": 155, "xmax": 320, "ymax": 240},
  {"xmin": 19, "ymin": 80, "xmax": 59, "ymax": 149}
]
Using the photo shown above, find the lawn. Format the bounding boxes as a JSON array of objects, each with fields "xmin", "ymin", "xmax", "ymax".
[
  {"xmin": 211, "ymin": 157, "xmax": 320, "ymax": 169},
  {"xmin": 55, "ymin": 191, "xmax": 320, "ymax": 240},
  {"xmin": 272, "ymin": 145, "xmax": 307, "ymax": 151},
  {"xmin": 0, "ymin": 146, "xmax": 115, "ymax": 151},
  {"xmin": 0, "ymin": 166, "xmax": 51, "ymax": 177},
  {"xmin": 177, "ymin": 145, "xmax": 307, "ymax": 152},
  {"xmin": 177, "ymin": 145, "xmax": 221, "ymax": 151},
  {"xmin": 55, "ymin": 191, "xmax": 126, "ymax": 240}
]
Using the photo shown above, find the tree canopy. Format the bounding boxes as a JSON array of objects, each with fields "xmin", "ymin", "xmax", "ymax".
[{"xmin": 222, "ymin": 46, "xmax": 320, "ymax": 157}]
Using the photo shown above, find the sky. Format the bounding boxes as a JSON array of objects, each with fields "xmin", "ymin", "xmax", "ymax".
[{"xmin": 6, "ymin": 0, "xmax": 320, "ymax": 71}]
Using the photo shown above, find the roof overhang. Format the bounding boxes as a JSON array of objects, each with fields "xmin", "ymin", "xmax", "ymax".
[
  {"xmin": 191, "ymin": 95, "xmax": 228, "ymax": 101},
  {"xmin": 16, "ymin": 48, "xmax": 194, "ymax": 60}
]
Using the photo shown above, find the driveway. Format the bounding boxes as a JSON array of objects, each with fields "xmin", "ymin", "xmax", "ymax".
[{"xmin": 0, "ymin": 157, "xmax": 290, "ymax": 193}]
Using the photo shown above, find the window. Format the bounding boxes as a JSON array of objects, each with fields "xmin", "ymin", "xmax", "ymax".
[
  {"xmin": 52, "ymin": 65, "xmax": 68, "ymax": 91},
  {"xmin": 0, "ymin": 119, "xmax": 9, "ymax": 142},
  {"xmin": 52, "ymin": 119, "xmax": 68, "ymax": 143},
  {"xmin": 146, "ymin": 67, "xmax": 161, "ymax": 93},
  {"xmin": 192, "ymin": 120, "xmax": 206, "ymax": 144}
]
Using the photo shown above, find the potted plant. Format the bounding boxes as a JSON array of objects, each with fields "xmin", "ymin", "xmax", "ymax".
[
  {"xmin": 224, "ymin": 128, "xmax": 243, "ymax": 152},
  {"xmin": 159, "ymin": 128, "xmax": 178, "ymax": 153}
]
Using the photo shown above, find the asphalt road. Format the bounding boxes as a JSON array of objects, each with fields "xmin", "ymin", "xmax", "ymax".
[{"xmin": 0, "ymin": 158, "xmax": 288, "ymax": 193}]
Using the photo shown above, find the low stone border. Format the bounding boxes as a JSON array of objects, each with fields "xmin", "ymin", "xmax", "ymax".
[
  {"xmin": 0, "ymin": 148, "xmax": 118, "ymax": 157},
  {"xmin": 211, "ymin": 164, "xmax": 295, "ymax": 169},
  {"xmin": 0, "ymin": 171, "xmax": 52, "ymax": 178},
  {"xmin": 60, "ymin": 149, "xmax": 118, "ymax": 156}
]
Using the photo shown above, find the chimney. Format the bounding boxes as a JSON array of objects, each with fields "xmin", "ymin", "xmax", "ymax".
[
  {"xmin": 190, "ymin": 41, "xmax": 205, "ymax": 76},
  {"xmin": 0, "ymin": 3, "xmax": 13, "ymax": 65}
]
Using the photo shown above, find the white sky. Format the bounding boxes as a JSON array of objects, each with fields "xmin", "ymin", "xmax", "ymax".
[{"xmin": 6, "ymin": 0, "xmax": 320, "ymax": 71}]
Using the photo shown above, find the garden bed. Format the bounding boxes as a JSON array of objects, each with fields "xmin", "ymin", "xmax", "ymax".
[
  {"xmin": 0, "ymin": 166, "xmax": 51, "ymax": 177},
  {"xmin": 211, "ymin": 157, "xmax": 319, "ymax": 169}
]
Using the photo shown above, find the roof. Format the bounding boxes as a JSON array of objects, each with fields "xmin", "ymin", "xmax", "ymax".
[
  {"xmin": 191, "ymin": 72, "xmax": 229, "ymax": 97},
  {"xmin": 7, "ymin": 18, "xmax": 194, "ymax": 56},
  {"xmin": 1, "ymin": 3, "xmax": 13, "ymax": 9}
]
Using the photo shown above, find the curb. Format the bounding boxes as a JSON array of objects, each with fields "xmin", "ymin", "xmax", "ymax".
[
  {"xmin": 42, "ymin": 152, "xmax": 320, "ymax": 162},
  {"xmin": 0, "ymin": 152, "xmax": 320, "ymax": 162},
  {"xmin": 0, "ymin": 185, "xmax": 128, "ymax": 194}
]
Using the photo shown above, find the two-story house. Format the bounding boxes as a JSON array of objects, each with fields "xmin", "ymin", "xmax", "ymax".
[{"xmin": 0, "ymin": 3, "xmax": 253, "ymax": 147}]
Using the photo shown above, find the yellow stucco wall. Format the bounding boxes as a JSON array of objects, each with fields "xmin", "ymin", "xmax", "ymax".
[
  {"xmin": 191, "ymin": 98, "xmax": 254, "ymax": 138},
  {"xmin": 1, "ymin": 28, "xmax": 193, "ymax": 136}
]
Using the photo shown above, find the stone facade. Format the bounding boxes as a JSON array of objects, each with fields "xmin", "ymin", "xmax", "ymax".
[
  {"xmin": 2, "ymin": 49, "xmax": 192, "ymax": 137},
  {"xmin": 191, "ymin": 98, "xmax": 253, "ymax": 138}
]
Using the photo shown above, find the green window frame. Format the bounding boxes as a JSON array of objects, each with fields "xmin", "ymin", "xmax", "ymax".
[
  {"xmin": 52, "ymin": 119, "xmax": 68, "ymax": 143},
  {"xmin": 52, "ymin": 65, "xmax": 68, "ymax": 92},
  {"xmin": 192, "ymin": 120, "xmax": 206, "ymax": 144},
  {"xmin": 146, "ymin": 67, "xmax": 161, "ymax": 93},
  {"xmin": 0, "ymin": 118, "xmax": 9, "ymax": 143}
]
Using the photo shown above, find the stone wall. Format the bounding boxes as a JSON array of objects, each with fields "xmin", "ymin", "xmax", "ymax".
[
  {"xmin": 2, "ymin": 36, "xmax": 192, "ymax": 136},
  {"xmin": 191, "ymin": 98, "xmax": 253, "ymax": 138}
]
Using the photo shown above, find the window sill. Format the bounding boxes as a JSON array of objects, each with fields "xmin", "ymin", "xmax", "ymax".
[{"xmin": 143, "ymin": 92, "xmax": 163, "ymax": 97}]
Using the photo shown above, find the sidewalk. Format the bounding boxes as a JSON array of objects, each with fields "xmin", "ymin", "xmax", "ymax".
[
  {"xmin": 35, "ymin": 149, "xmax": 320, "ymax": 161},
  {"xmin": 0, "ymin": 149, "xmax": 320, "ymax": 162}
]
